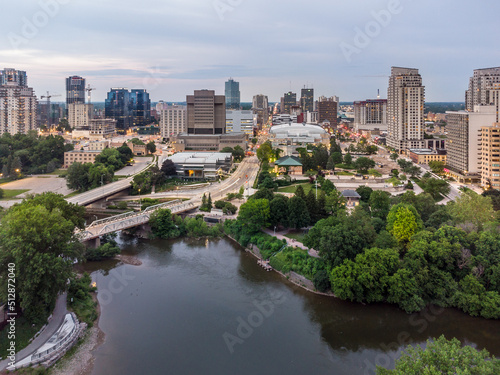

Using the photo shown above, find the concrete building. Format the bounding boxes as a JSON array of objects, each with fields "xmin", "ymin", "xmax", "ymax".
[
  {"xmin": 173, "ymin": 132, "xmax": 246, "ymax": 152},
  {"xmin": 466, "ymin": 67, "xmax": 500, "ymax": 111},
  {"xmin": 225, "ymin": 78, "xmax": 240, "ymax": 110},
  {"xmin": 354, "ymin": 99, "xmax": 387, "ymax": 133},
  {"xmin": 300, "ymin": 88, "xmax": 314, "ymax": 113},
  {"xmin": 0, "ymin": 68, "xmax": 37, "ymax": 135},
  {"xmin": 269, "ymin": 123, "xmax": 329, "ymax": 145},
  {"xmin": 68, "ymin": 103, "xmax": 93, "ymax": 129},
  {"xmin": 89, "ymin": 119, "xmax": 116, "ymax": 139},
  {"xmin": 252, "ymin": 94, "xmax": 269, "ymax": 128},
  {"xmin": 481, "ymin": 123, "xmax": 500, "ymax": 189},
  {"xmin": 160, "ymin": 105, "xmax": 186, "ymax": 139},
  {"xmin": 226, "ymin": 110, "xmax": 255, "ymax": 135},
  {"xmin": 446, "ymin": 106, "xmax": 497, "ymax": 182},
  {"xmin": 408, "ymin": 148, "xmax": 447, "ymax": 165},
  {"xmin": 317, "ymin": 96, "xmax": 338, "ymax": 127},
  {"xmin": 187, "ymin": 89, "xmax": 226, "ymax": 135},
  {"xmin": 64, "ymin": 150, "xmax": 101, "ymax": 168},
  {"xmin": 272, "ymin": 114, "xmax": 298, "ymax": 125},
  {"xmin": 387, "ymin": 67, "xmax": 426, "ymax": 152},
  {"xmin": 281, "ymin": 92, "xmax": 297, "ymax": 114},
  {"xmin": 168, "ymin": 152, "xmax": 233, "ymax": 180},
  {"xmin": 66, "ymin": 76, "xmax": 85, "ymax": 106}
]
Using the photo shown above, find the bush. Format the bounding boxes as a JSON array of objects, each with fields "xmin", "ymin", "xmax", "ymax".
[
  {"xmin": 313, "ymin": 270, "xmax": 331, "ymax": 292},
  {"xmin": 85, "ymin": 242, "xmax": 120, "ymax": 261},
  {"xmin": 68, "ymin": 273, "xmax": 97, "ymax": 325},
  {"xmin": 117, "ymin": 201, "xmax": 128, "ymax": 210}
]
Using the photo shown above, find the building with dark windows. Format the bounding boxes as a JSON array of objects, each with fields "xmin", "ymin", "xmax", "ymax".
[
  {"xmin": 187, "ymin": 89, "xmax": 226, "ymax": 135},
  {"xmin": 466, "ymin": 67, "xmax": 500, "ymax": 111},
  {"xmin": 105, "ymin": 88, "xmax": 132, "ymax": 130},
  {"xmin": 225, "ymin": 78, "xmax": 240, "ymax": 110},
  {"xmin": 353, "ymin": 99, "xmax": 387, "ymax": 133},
  {"xmin": 317, "ymin": 96, "xmax": 338, "ymax": 127},
  {"xmin": 301, "ymin": 88, "xmax": 314, "ymax": 113},
  {"xmin": 66, "ymin": 76, "xmax": 86, "ymax": 106},
  {"xmin": 130, "ymin": 89, "xmax": 151, "ymax": 126},
  {"xmin": 0, "ymin": 68, "xmax": 37, "ymax": 135},
  {"xmin": 282, "ymin": 91, "xmax": 297, "ymax": 114},
  {"xmin": 252, "ymin": 94, "xmax": 269, "ymax": 128}
]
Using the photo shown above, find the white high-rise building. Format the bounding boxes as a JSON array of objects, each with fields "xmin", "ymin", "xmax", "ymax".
[
  {"xmin": 0, "ymin": 68, "xmax": 37, "ymax": 135},
  {"xmin": 387, "ymin": 67, "xmax": 425, "ymax": 152},
  {"xmin": 226, "ymin": 110, "xmax": 255, "ymax": 135},
  {"xmin": 465, "ymin": 67, "xmax": 500, "ymax": 111},
  {"xmin": 68, "ymin": 103, "xmax": 93, "ymax": 129},
  {"xmin": 354, "ymin": 99, "xmax": 388, "ymax": 133},
  {"xmin": 160, "ymin": 105, "xmax": 186, "ymax": 139}
]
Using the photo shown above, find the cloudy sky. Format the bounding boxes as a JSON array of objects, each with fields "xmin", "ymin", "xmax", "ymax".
[{"xmin": 2, "ymin": 0, "xmax": 499, "ymax": 103}]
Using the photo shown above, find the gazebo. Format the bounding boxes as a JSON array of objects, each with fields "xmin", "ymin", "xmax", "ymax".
[{"xmin": 274, "ymin": 156, "xmax": 303, "ymax": 175}]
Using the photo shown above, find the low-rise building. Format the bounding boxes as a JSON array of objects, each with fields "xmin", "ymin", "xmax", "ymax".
[
  {"xmin": 342, "ymin": 190, "xmax": 361, "ymax": 208},
  {"xmin": 89, "ymin": 118, "xmax": 116, "ymax": 139},
  {"xmin": 274, "ymin": 156, "xmax": 303, "ymax": 175},
  {"xmin": 173, "ymin": 132, "xmax": 246, "ymax": 152},
  {"xmin": 269, "ymin": 122, "xmax": 329, "ymax": 145},
  {"xmin": 168, "ymin": 152, "xmax": 233, "ymax": 180},
  {"xmin": 408, "ymin": 148, "xmax": 447, "ymax": 165},
  {"xmin": 64, "ymin": 150, "xmax": 101, "ymax": 168}
]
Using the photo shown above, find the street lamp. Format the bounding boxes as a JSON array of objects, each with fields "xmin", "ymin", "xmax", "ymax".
[{"xmin": 138, "ymin": 188, "xmax": 141, "ymax": 210}]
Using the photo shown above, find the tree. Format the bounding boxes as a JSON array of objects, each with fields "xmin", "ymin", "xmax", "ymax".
[
  {"xmin": 253, "ymin": 188, "xmax": 274, "ymax": 201},
  {"xmin": 0, "ymin": 197, "xmax": 84, "ymax": 323},
  {"xmin": 482, "ymin": 189, "xmax": 500, "ymax": 211},
  {"xmin": 448, "ymin": 190, "xmax": 495, "ymax": 231},
  {"xmin": 390, "ymin": 152, "xmax": 399, "ymax": 161},
  {"xmin": 238, "ymin": 199, "xmax": 270, "ymax": 233},
  {"xmin": 420, "ymin": 177, "xmax": 450, "ymax": 200},
  {"xmin": 343, "ymin": 153, "xmax": 353, "ymax": 166},
  {"xmin": 368, "ymin": 169, "xmax": 382, "ymax": 178},
  {"xmin": 326, "ymin": 155, "xmax": 335, "ymax": 170},
  {"xmin": 149, "ymin": 208, "xmax": 182, "ymax": 239},
  {"xmin": 354, "ymin": 157, "xmax": 375, "ymax": 173},
  {"xmin": 117, "ymin": 143, "xmax": 133, "ymax": 164},
  {"xmin": 94, "ymin": 148, "xmax": 124, "ymax": 172},
  {"xmin": 256, "ymin": 141, "xmax": 272, "ymax": 162},
  {"xmin": 356, "ymin": 186, "xmax": 373, "ymax": 203},
  {"xmin": 331, "ymin": 151, "xmax": 343, "ymax": 165},
  {"xmin": 386, "ymin": 203, "xmax": 423, "ymax": 247},
  {"xmin": 295, "ymin": 185, "xmax": 306, "ymax": 200},
  {"xmin": 287, "ymin": 196, "xmax": 310, "ymax": 229},
  {"xmin": 407, "ymin": 165, "xmax": 421, "ymax": 178},
  {"xmin": 321, "ymin": 179, "xmax": 336, "ymax": 195},
  {"xmin": 66, "ymin": 162, "xmax": 91, "ymax": 191},
  {"xmin": 366, "ymin": 145, "xmax": 378, "ymax": 155},
  {"xmin": 161, "ymin": 159, "xmax": 177, "ymax": 176},
  {"xmin": 369, "ymin": 190, "xmax": 391, "ymax": 220},
  {"xmin": 146, "ymin": 141, "xmax": 156, "ymax": 154},
  {"xmin": 324, "ymin": 189, "xmax": 346, "ymax": 215},
  {"xmin": 429, "ymin": 160, "xmax": 445, "ymax": 175},
  {"xmin": 376, "ymin": 336, "xmax": 500, "ymax": 375},
  {"xmin": 0, "ymin": 187, "xmax": 3, "ymax": 199},
  {"xmin": 269, "ymin": 195, "xmax": 289, "ymax": 228}
]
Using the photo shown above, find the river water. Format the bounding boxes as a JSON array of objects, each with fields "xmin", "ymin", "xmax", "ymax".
[{"xmin": 86, "ymin": 237, "xmax": 500, "ymax": 375}]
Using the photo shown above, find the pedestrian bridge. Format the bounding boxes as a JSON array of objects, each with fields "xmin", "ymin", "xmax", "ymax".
[{"xmin": 78, "ymin": 199, "xmax": 198, "ymax": 242}]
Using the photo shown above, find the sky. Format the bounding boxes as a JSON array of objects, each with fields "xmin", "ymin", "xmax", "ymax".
[{"xmin": 1, "ymin": 0, "xmax": 499, "ymax": 103}]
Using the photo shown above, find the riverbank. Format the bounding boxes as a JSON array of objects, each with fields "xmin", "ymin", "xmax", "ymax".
[
  {"xmin": 51, "ymin": 293, "xmax": 105, "ymax": 375},
  {"xmin": 225, "ymin": 234, "xmax": 335, "ymax": 298}
]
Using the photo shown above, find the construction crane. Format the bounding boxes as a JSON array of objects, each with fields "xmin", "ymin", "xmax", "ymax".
[
  {"xmin": 86, "ymin": 84, "xmax": 96, "ymax": 104},
  {"xmin": 40, "ymin": 91, "xmax": 61, "ymax": 127}
]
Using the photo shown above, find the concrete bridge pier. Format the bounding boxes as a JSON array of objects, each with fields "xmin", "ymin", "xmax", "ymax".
[{"xmin": 85, "ymin": 237, "xmax": 101, "ymax": 249}]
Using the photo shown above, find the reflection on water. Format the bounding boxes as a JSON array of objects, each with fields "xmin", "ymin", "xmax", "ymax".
[{"xmin": 87, "ymin": 236, "xmax": 500, "ymax": 375}]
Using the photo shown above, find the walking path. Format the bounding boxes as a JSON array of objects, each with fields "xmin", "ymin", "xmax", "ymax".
[
  {"xmin": 0, "ymin": 293, "xmax": 68, "ymax": 371},
  {"xmin": 262, "ymin": 228, "xmax": 320, "ymax": 258}
]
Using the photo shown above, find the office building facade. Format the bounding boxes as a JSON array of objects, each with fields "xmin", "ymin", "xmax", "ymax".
[
  {"xmin": 186, "ymin": 90, "xmax": 226, "ymax": 135},
  {"xmin": 66, "ymin": 76, "xmax": 86, "ymax": 106},
  {"xmin": 354, "ymin": 99, "xmax": 388, "ymax": 132},
  {"xmin": 481, "ymin": 123, "xmax": 500, "ymax": 189},
  {"xmin": 387, "ymin": 67, "xmax": 426, "ymax": 152},
  {"xmin": 317, "ymin": 96, "xmax": 338, "ymax": 127},
  {"xmin": 301, "ymin": 88, "xmax": 314, "ymax": 113},
  {"xmin": 226, "ymin": 110, "xmax": 255, "ymax": 135},
  {"xmin": 130, "ymin": 89, "xmax": 151, "ymax": 126},
  {"xmin": 225, "ymin": 78, "xmax": 240, "ymax": 110},
  {"xmin": 160, "ymin": 105, "xmax": 186, "ymax": 139},
  {"xmin": 68, "ymin": 103, "xmax": 93, "ymax": 129},
  {"xmin": 252, "ymin": 94, "xmax": 269, "ymax": 127},
  {"xmin": 282, "ymin": 92, "xmax": 297, "ymax": 114},
  {"xmin": 0, "ymin": 68, "xmax": 37, "ymax": 135},
  {"xmin": 105, "ymin": 88, "xmax": 132, "ymax": 130},
  {"xmin": 465, "ymin": 67, "xmax": 500, "ymax": 111}
]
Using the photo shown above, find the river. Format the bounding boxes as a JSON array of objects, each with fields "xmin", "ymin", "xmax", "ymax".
[{"xmin": 85, "ymin": 237, "xmax": 500, "ymax": 375}]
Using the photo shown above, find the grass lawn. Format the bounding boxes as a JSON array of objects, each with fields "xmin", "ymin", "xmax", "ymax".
[
  {"xmin": 0, "ymin": 315, "xmax": 45, "ymax": 359},
  {"xmin": 335, "ymin": 171, "xmax": 354, "ymax": 176},
  {"xmin": 47, "ymin": 168, "xmax": 67, "ymax": 176},
  {"xmin": 277, "ymin": 183, "xmax": 314, "ymax": 195},
  {"xmin": 285, "ymin": 231, "xmax": 306, "ymax": 243},
  {"xmin": 64, "ymin": 191, "xmax": 80, "ymax": 199},
  {"xmin": 0, "ymin": 189, "xmax": 29, "ymax": 200}
]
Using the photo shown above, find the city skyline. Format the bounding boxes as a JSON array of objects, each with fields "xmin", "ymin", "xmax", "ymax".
[{"xmin": 2, "ymin": 0, "xmax": 499, "ymax": 103}]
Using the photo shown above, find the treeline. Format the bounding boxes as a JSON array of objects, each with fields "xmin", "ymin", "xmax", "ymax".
[
  {"xmin": 0, "ymin": 131, "xmax": 73, "ymax": 176},
  {"xmin": 149, "ymin": 209, "xmax": 223, "ymax": 239},
  {"xmin": 66, "ymin": 144, "xmax": 133, "ymax": 191}
]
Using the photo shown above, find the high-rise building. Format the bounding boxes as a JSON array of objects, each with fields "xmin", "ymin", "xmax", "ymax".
[
  {"xmin": 282, "ymin": 92, "xmax": 297, "ymax": 114},
  {"xmin": 160, "ymin": 105, "xmax": 186, "ymax": 139},
  {"xmin": 481, "ymin": 123, "xmax": 500, "ymax": 190},
  {"xmin": 68, "ymin": 103, "xmax": 94, "ymax": 129},
  {"xmin": 225, "ymin": 78, "xmax": 240, "ymax": 110},
  {"xmin": 252, "ymin": 94, "xmax": 269, "ymax": 128},
  {"xmin": 226, "ymin": 110, "xmax": 255, "ymax": 135},
  {"xmin": 465, "ymin": 67, "xmax": 500, "ymax": 111},
  {"xmin": 317, "ymin": 96, "xmax": 338, "ymax": 127},
  {"xmin": 354, "ymin": 99, "xmax": 388, "ymax": 133},
  {"xmin": 387, "ymin": 67, "xmax": 426, "ymax": 152},
  {"xmin": 105, "ymin": 88, "xmax": 131, "ymax": 130},
  {"xmin": 66, "ymin": 76, "xmax": 86, "ymax": 106},
  {"xmin": 186, "ymin": 89, "xmax": 226, "ymax": 135},
  {"xmin": 0, "ymin": 68, "xmax": 37, "ymax": 135},
  {"xmin": 130, "ymin": 89, "xmax": 151, "ymax": 126},
  {"xmin": 89, "ymin": 118, "xmax": 116, "ymax": 139},
  {"xmin": 446, "ymin": 106, "xmax": 496, "ymax": 182},
  {"xmin": 301, "ymin": 88, "xmax": 314, "ymax": 113}
]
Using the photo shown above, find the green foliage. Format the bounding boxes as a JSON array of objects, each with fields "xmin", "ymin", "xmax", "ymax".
[
  {"xmin": 376, "ymin": 335, "xmax": 500, "ymax": 375},
  {"xmin": 390, "ymin": 152, "xmax": 399, "ymax": 161},
  {"xmin": 269, "ymin": 194, "xmax": 289, "ymax": 228},
  {"xmin": 238, "ymin": 199, "xmax": 270, "ymax": 233},
  {"xmin": 313, "ymin": 270, "xmax": 331, "ymax": 292},
  {"xmin": 184, "ymin": 217, "xmax": 223, "ymax": 238},
  {"xmin": 354, "ymin": 157, "xmax": 375, "ymax": 172},
  {"xmin": 256, "ymin": 141, "xmax": 272, "ymax": 162},
  {"xmin": 428, "ymin": 160, "xmax": 445, "ymax": 174},
  {"xmin": 343, "ymin": 153, "xmax": 353, "ymax": 166},
  {"xmin": 66, "ymin": 162, "xmax": 114, "ymax": 192},
  {"xmin": 146, "ymin": 141, "xmax": 156, "ymax": 154},
  {"xmin": 68, "ymin": 273, "xmax": 97, "ymax": 325},
  {"xmin": 131, "ymin": 166, "xmax": 165, "ymax": 195},
  {"xmin": 161, "ymin": 159, "xmax": 177, "ymax": 176},
  {"xmin": 85, "ymin": 242, "xmax": 120, "ymax": 261},
  {"xmin": 222, "ymin": 145, "xmax": 245, "ymax": 162},
  {"xmin": 94, "ymin": 148, "xmax": 125, "ymax": 172},
  {"xmin": 448, "ymin": 190, "xmax": 495, "ymax": 231},
  {"xmin": 0, "ymin": 187, "xmax": 3, "ymax": 199},
  {"xmin": 356, "ymin": 186, "xmax": 373, "ymax": 203},
  {"xmin": 287, "ymin": 196, "xmax": 310, "ymax": 229},
  {"xmin": 213, "ymin": 200, "xmax": 238, "ymax": 215},
  {"xmin": 0, "ymin": 196, "xmax": 84, "ymax": 323},
  {"xmin": 419, "ymin": 176, "xmax": 450, "ymax": 200},
  {"xmin": 386, "ymin": 203, "xmax": 423, "ymax": 246},
  {"xmin": 369, "ymin": 190, "xmax": 391, "ymax": 220},
  {"xmin": 149, "ymin": 208, "xmax": 183, "ymax": 239},
  {"xmin": 482, "ymin": 189, "xmax": 500, "ymax": 211},
  {"xmin": 321, "ymin": 179, "xmax": 336, "ymax": 195},
  {"xmin": 270, "ymin": 247, "xmax": 325, "ymax": 279}
]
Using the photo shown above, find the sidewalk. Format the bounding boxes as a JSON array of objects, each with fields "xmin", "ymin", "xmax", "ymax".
[
  {"xmin": 262, "ymin": 228, "xmax": 320, "ymax": 258},
  {"xmin": 0, "ymin": 293, "xmax": 68, "ymax": 371}
]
